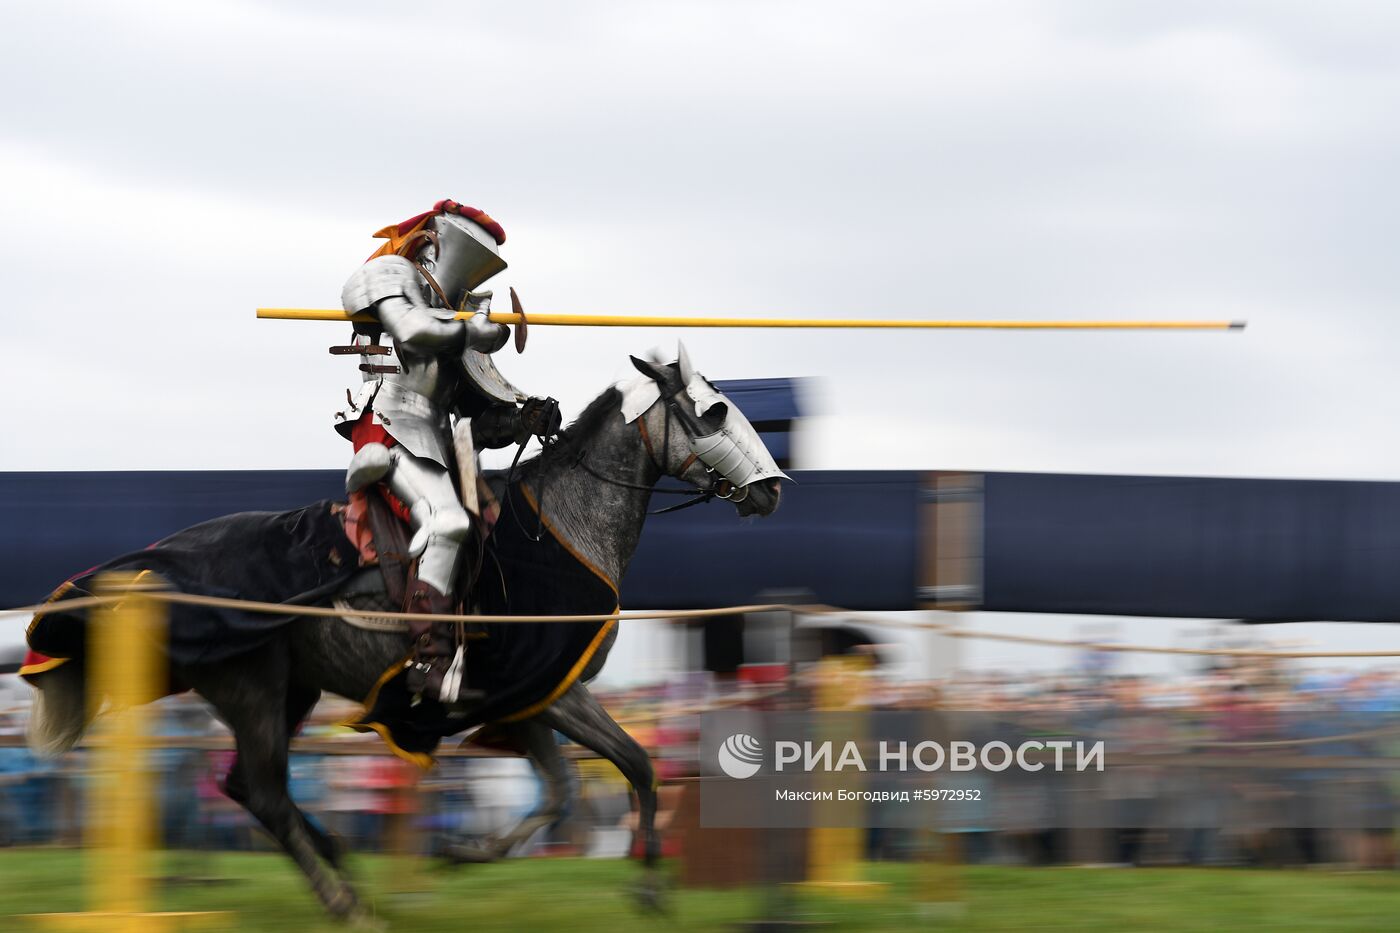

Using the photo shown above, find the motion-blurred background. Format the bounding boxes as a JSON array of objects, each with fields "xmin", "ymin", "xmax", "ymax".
[{"xmin": 9, "ymin": 1, "xmax": 1400, "ymax": 929}]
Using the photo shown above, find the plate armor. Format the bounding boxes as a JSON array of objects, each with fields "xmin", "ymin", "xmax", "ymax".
[{"xmin": 333, "ymin": 204, "xmax": 522, "ymax": 704}]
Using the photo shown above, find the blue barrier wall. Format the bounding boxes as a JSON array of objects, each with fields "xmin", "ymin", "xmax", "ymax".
[
  {"xmin": 0, "ymin": 469, "xmax": 921, "ymax": 611},
  {"xmin": 0, "ymin": 470, "xmax": 344, "ymax": 607},
  {"xmin": 980, "ymin": 472, "xmax": 1400, "ymax": 622},
  {"xmin": 7, "ymin": 469, "xmax": 1400, "ymax": 620},
  {"xmin": 624, "ymin": 470, "xmax": 921, "ymax": 610}
]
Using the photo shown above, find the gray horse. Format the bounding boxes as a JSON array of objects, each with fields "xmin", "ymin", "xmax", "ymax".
[{"xmin": 28, "ymin": 352, "xmax": 782, "ymax": 926}]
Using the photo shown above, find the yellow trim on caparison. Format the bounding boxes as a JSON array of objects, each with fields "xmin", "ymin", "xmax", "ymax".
[
  {"xmin": 352, "ymin": 721, "xmax": 436, "ymax": 771},
  {"xmin": 501, "ymin": 610, "xmax": 619, "ymax": 723},
  {"xmin": 518, "ymin": 483, "xmax": 619, "ymax": 595},
  {"xmin": 18, "ymin": 656, "xmax": 71, "ymax": 680},
  {"xmin": 498, "ymin": 484, "xmax": 622, "ymax": 723},
  {"xmin": 340, "ymin": 651, "xmax": 438, "ymax": 770},
  {"xmin": 359, "ymin": 651, "xmax": 415, "ymax": 713},
  {"xmin": 26, "ymin": 580, "xmax": 77, "ymax": 639}
]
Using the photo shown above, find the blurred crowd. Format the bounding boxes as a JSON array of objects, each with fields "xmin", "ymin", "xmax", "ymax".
[
  {"xmin": 863, "ymin": 658, "xmax": 1400, "ymax": 869},
  {"xmin": 0, "ymin": 695, "xmax": 638, "ymax": 858},
  {"xmin": 3, "ymin": 645, "xmax": 1400, "ymax": 871}
]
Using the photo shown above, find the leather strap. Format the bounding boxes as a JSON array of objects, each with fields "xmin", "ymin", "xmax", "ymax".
[
  {"xmin": 636, "ymin": 407, "xmax": 698, "ymax": 475},
  {"xmin": 330, "ymin": 344, "xmax": 391, "ymax": 356},
  {"xmin": 636, "ymin": 414, "xmax": 658, "ymax": 466},
  {"xmin": 365, "ymin": 489, "xmax": 411, "ymax": 609}
]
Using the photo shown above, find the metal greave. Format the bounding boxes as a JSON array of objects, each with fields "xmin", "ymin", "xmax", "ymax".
[{"xmin": 382, "ymin": 448, "xmax": 471, "ymax": 595}]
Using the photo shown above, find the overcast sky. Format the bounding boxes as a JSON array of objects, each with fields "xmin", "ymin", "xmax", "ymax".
[
  {"xmin": 6, "ymin": 2, "xmax": 1400, "ymax": 670},
  {"xmin": 6, "ymin": 0, "xmax": 1400, "ymax": 478}
]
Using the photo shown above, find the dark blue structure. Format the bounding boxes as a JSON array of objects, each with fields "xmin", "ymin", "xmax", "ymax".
[
  {"xmin": 626, "ymin": 470, "xmax": 921, "ymax": 610},
  {"xmin": 2, "ymin": 467, "xmax": 1400, "ymax": 621},
  {"xmin": 0, "ymin": 469, "xmax": 921, "ymax": 612},
  {"xmin": 0, "ymin": 470, "xmax": 344, "ymax": 607},
  {"xmin": 980, "ymin": 472, "xmax": 1400, "ymax": 623}
]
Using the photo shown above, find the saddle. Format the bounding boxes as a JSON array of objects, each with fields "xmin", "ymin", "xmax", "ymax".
[{"xmin": 338, "ymin": 400, "xmax": 556, "ymax": 608}]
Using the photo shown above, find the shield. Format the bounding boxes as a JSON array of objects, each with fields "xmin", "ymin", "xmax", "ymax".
[{"xmin": 462, "ymin": 348, "xmax": 528, "ymax": 405}]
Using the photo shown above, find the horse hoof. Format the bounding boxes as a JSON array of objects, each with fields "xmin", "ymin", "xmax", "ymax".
[
  {"xmin": 345, "ymin": 907, "xmax": 389, "ymax": 932},
  {"xmin": 441, "ymin": 841, "xmax": 499, "ymax": 865},
  {"xmin": 630, "ymin": 874, "xmax": 671, "ymax": 915}
]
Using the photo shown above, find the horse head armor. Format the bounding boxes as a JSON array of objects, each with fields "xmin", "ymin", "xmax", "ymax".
[{"xmin": 621, "ymin": 343, "xmax": 790, "ymax": 491}]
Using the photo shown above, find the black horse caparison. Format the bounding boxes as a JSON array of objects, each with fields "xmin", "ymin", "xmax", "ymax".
[{"xmin": 27, "ymin": 355, "xmax": 781, "ymax": 926}]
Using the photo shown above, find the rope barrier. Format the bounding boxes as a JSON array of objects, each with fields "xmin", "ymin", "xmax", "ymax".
[
  {"xmin": 0, "ymin": 591, "xmax": 793, "ymax": 625},
  {"xmin": 4, "ymin": 589, "xmax": 1400, "ymax": 659},
  {"xmin": 837, "ymin": 610, "xmax": 1400, "ymax": 659},
  {"xmin": 157, "ymin": 591, "xmax": 796, "ymax": 625},
  {"xmin": 0, "ymin": 594, "xmax": 119, "ymax": 617}
]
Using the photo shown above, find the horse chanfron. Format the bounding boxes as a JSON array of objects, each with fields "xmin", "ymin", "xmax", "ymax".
[{"xmin": 624, "ymin": 342, "xmax": 790, "ymax": 518}]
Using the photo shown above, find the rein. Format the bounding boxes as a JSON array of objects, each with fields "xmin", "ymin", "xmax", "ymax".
[
  {"xmin": 571, "ymin": 451, "xmax": 719, "ymax": 515},
  {"xmin": 615, "ymin": 390, "xmax": 747, "ymax": 513},
  {"xmin": 502, "ymin": 390, "xmax": 732, "ymax": 544},
  {"xmin": 564, "ymin": 394, "xmax": 726, "ymax": 515}
]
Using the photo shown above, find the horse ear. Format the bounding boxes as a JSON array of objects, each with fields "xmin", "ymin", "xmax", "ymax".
[
  {"xmin": 676, "ymin": 341, "xmax": 698, "ymax": 384},
  {"xmin": 630, "ymin": 355, "xmax": 670, "ymax": 384}
]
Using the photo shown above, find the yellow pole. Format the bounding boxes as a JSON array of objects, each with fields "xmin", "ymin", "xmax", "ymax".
[
  {"xmin": 27, "ymin": 574, "xmax": 230, "ymax": 932},
  {"xmin": 256, "ymin": 307, "xmax": 1246, "ymax": 331},
  {"xmin": 802, "ymin": 654, "xmax": 884, "ymax": 897},
  {"xmin": 92, "ymin": 572, "xmax": 161, "ymax": 923}
]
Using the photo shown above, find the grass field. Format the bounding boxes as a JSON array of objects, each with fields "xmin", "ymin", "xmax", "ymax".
[{"xmin": 4, "ymin": 850, "xmax": 1400, "ymax": 931}]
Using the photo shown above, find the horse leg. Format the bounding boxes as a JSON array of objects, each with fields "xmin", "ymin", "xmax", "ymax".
[
  {"xmin": 536, "ymin": 683, "xmax": 666, "ymax": 911},
  {"xmin": 445, "ymin": 720, "xmax": 574, "ymax": 863},
  {"xmin": 222, "ymin": 684, "xmax": 349, "ymax": 870},
  {"xmin": 188, "ymin": 651, "xmax": 368, "ymax": 924}
]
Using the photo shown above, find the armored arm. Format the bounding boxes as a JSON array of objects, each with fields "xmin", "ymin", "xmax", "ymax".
[
  {"xmin": 370, "ymin": 298, "xmax": 462, "ymax": 351},
  {"xmin": 471, "ymin": 404, "xmax": 526, "ymax": 450},
  {"xmin": 463, "ymin": 397, "xmax": 562, "ymax": 450},
  {"xmin": 380, "ymin": 300, "xmax": 507, "ymax": 354},
  {"xmin": 342, "ymin": 255, "xmax": 507, "ymax": 353}
]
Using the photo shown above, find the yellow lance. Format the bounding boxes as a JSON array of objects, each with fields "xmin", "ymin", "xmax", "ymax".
[{"xmin": 257, "ymin": 307, "xmax": 1245, "ymax": 331}]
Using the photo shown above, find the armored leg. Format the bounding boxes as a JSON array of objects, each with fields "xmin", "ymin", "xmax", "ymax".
[
  {"xmin": 382, "ymin": 449, "xmax": 471, "ymax": 592},
  {"xmin": 368, "ymin": 447, "xmax": 477, "ymax": 703}
]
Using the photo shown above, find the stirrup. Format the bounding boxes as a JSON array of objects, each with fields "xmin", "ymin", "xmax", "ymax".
[{"xmin": 406, "ymin": 646, "xmax": 486, "ymax": 707}]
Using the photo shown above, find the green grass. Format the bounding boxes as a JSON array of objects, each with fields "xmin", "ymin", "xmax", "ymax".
[{"xmin": 3, "ymin": 850, "xmax": 1400, "ymax": 931}]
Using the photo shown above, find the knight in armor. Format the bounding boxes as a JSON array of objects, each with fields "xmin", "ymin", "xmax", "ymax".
[{"xmin": 334, "ymin": 200, "xmax": 556, "ymax": 705}]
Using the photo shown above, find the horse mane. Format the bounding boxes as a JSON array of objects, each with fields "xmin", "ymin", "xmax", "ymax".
[{"xmin": 516, "ymin": 386, "xmax": 624, "ymax": 472}]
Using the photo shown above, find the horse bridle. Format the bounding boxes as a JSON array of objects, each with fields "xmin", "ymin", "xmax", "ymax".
[
  {"xmin": 502, "ymin": 384, "xmax": 741, "ymax": 544},
  {"xmin": 574, "ymin": 387, "xmax": 750, "ymax": 513}
]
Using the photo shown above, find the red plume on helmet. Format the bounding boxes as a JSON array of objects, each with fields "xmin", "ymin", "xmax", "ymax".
[{"xmin": 367, "ymin": 199, "xmax": 506, "ymax": 262}]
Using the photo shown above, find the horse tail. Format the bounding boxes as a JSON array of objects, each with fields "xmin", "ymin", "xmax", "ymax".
[{"xmin": 27, "ymin": 661, "xmax": 90, "ymax": 759}]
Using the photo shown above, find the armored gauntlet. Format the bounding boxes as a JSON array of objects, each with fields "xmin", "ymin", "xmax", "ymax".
[{"xmin": 462, "ymin": 291, "xmax": 510, "ymax": 353}]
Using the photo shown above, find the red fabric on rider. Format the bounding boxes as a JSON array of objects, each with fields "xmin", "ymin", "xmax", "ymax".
[
  {"xmin": 348, "ymin": 413, "xmax": 413, "ymax": 525},
  {"xmin": 350, "ymin": 413, "xmax": 395, "ymax": 452}
]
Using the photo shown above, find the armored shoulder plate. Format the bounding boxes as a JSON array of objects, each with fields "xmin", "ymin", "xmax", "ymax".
[{"xmin": 341, "ymin": 255, "xmax": 425, "ymax": 314}]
